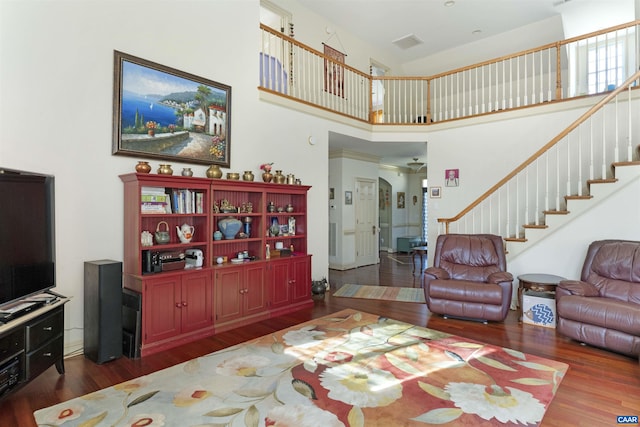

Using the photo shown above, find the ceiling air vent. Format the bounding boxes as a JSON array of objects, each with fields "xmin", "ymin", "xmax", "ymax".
[{"xmin": 392, "ymin": 34, "xmax": 424, "ymax": 50}]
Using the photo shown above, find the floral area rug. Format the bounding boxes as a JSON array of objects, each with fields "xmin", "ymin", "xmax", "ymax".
[{"xmin": 34, "ymin": 309, "xmax": 568, "ymax": 426}]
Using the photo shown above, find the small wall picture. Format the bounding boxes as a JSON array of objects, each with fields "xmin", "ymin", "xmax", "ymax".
[
  {"xmin": 445, "ymin": 169, "xmax": 459, "ymax": 187},
  {"xmin": 430, "ymin": 187, "xmax": 441, "ymax": 198},
  {"xmin": 345, "ymin": 191, "xmax": 353, "ymax": 205},
  {"xmin": 397, "ymin": 192, "xmax": 405, "ymax": 209}
]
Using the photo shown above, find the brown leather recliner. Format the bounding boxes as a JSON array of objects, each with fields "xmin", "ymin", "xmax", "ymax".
[
  {"xmin": 423, "ymin": 234, "xmax": 513, "ymax": 323},
  {"xmin": 556, "ymin": 239, "xmax": 640, "ymax": 358}
]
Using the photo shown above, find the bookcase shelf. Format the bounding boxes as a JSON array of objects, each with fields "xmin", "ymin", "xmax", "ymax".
[{"xmin": 120, "ymin": 173, "xmax": 313, "ymax": 356}]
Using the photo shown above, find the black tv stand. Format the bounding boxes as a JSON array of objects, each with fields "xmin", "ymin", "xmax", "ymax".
[{"xmin": 0, "ymin": 296, "xmax": 69, "ymax": 400}]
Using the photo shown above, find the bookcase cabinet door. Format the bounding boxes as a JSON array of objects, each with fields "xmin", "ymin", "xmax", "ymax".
[
  {"xmin": 143, "ymin": 276, "xmax": 182, "ymax": 344},
  {"xmin": 181, "ymin": 271, "xmax": 213, "ymax": 333}
]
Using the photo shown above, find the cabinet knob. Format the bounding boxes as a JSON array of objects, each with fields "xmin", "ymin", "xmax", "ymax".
[
  {"xmin": 182, "ymin": 302, "xmax": 188, "ymax": 307},
  {"xmin": 42, "ymin": 326, "xmax": 52, "ymax": 331},
  {"xmin": 175, "ymin": 302, "xmax": 182, "ymax": 308},
  {"xmin": 43, "ymin": 352, "xmax": 52, "ymax": 357}
]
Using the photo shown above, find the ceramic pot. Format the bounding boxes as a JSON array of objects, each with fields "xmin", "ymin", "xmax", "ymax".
[
  {"xmin": 311, "ymin": 280, "xmax": 326, "ymax": 295},
  {"xmin": 181, "ymin": 167, "xmax": 193, "ymax": 177},
  {"xmin": 218, "ymin": 217, "xmax": 242, "ymax": 240},
  {"xmin": 206, "ymin": 164, "xmax": 223, "ymax": 179},
  {"xmin": 274, "ymin": 170, "xmax": 286, "ymax": 184},
  {"xmin": 243, "ymin": 171, "xmax": 254, "ymax": 181},
  {"xmin": 155, "ymin": 221, "xmax": 171, "ymax": 244},
  {"xmin": 286, "ymin": 204, "xmax": 294, "ymax": 213},
  {"xmin": 262, "ymin": 172, "xmax": 273, "ymax": 182},
  {"xmin": 135, "ymin": 161, "xmax": 152, "ymax": 174},
  {"xmin": 157, "ymin": 164, "xmax": 173, "ymax": 175},
  {"xmin": 213, "ymin": 230, "xmax": 223, "ymax": 241}
]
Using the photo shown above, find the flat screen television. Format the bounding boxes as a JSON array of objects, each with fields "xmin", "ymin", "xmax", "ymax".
[{"xmin": 0, "ymin": 168, "xmax": 56, "ymax": 308}]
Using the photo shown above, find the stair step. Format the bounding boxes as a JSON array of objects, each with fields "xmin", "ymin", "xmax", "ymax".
[
  {"xmin": 565, "ymin": 195, "xmax": 592, "ymax": 200},
  {"xmin": 587, "ymin": 178, "xmax": 617, "ymax": 185},
  {"xmin": 612, "ymin": 160, "xmax": 640, "ymax": 167},
  {"xmin": 523, "ymin": 224, "xmax": 548, "ymax": 229},
  {"xmin": 543, "ymin": 210, "xmax": 570, "ymax": 215},
  {"xmin": 505, "ymin": 237, "xmax": 527, "ymax": 242}
]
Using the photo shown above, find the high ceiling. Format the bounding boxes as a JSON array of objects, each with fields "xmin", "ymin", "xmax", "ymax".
[
  {"xmin": 298, "ymin": 0, "xmax": 575, "ymax": 64},
  {"xmin": 296, "ymin": 0, "xmax": 588, "ymax": 169}
]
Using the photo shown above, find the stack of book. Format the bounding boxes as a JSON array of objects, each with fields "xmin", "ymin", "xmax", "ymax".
[{"xmin": 141, "ymin": 187, "xmax": 171, "ymax": 214}]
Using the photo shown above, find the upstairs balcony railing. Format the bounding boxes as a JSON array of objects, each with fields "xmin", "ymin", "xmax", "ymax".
[{"xmin": 259, "ymin": 20, "xmax": 640, "ymax": 125}]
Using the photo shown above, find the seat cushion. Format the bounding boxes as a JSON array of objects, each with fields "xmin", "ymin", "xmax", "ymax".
[
  {"xmin": 557, "ymin": 295, "xmax": 640, "ymax": 336},
  {"xmin": 428, "ymin": 280, "xmax": 504, "ymax": 305}
]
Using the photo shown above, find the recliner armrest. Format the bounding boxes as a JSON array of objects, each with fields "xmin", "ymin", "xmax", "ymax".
[
  {"xmin": 425, "ymin": 266, "xmax": 449, "ymax": 280},
  {"xmin": 487, "ymin": 271, "xmax": 513, "ymax": 284},
  {"xmin": 557, "ymin": 280, "xmax": 600, "ymax": 297}
]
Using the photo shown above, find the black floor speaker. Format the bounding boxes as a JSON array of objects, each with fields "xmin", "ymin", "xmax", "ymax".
[{"xmin": 84, "ymin": 260, "xmax": 123, "ymax": 364}]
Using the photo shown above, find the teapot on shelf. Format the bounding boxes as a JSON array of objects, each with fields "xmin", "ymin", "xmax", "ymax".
[{"xmin": 177, "ymin": 223, "xmax": 195, "ymax": 243}]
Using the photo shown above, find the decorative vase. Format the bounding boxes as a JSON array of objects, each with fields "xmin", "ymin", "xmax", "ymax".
[
  {"xmin": 218, "ymin": 217, "xmax": 242, "ymax": 240},
  {"xmin": 274, "ymin": 170, "xmax": 286, "ymax": 184},
  {"xmin": 181, "ymin": 167, "xmax": 193, "ymax": 177},
  {"xmin": 135, "ymin": 161, "xmax": 151, "ymax": 174},
  {"xmin": 269, "ymin": 217, "xmax": 280, "ymax": 236},
  {"xmin": 157, "ymin": 164, "xmax": 173, "ymax": 175},
  {"xmin": 311, "ymin": 280, "xmax": 326, "ymax": 295},
  {"xmin": 262, "ymin": 172, "xmax": 273, "ymax": 182},
  {"xmin": 213, "ymin": 230, "xmax": 222, "ymax": 241},
  {"xmin": 148, "ymin": 129, "xmax": 155, "ymax": 137},
  {"xmin": 206, "ymin": 164, "xmax": 223, "ymax": 179},
  {"xmin": 286, "ymin": 204, "xmax": 294, "ymax": 213},
  {"xmin": 242, "ymin": 171, "xmax": 254, "ymax": 181}
]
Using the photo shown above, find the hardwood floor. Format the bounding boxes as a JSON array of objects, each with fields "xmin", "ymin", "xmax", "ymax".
[{"xmin": 1, "ymin": 252, "xmax": 638, "ymax": 426}]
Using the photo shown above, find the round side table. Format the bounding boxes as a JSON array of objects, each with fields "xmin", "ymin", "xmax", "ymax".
[{"xmin": 517, "ymin": 273, "xmax": 565, "ymax": 322}]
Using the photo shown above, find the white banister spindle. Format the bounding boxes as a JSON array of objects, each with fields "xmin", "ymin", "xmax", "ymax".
[
  {"xmin": 547, "ymin": 47, "xmax": 552, "ymax": 101},
  {"xmin": 628, "ymin": 86, "xmax": 633, "ymax": 160},
  {"xmin": 524, "ymin": 169, "xmax": 529, "ymax": 226},
  {"xmin": 535, "ymin": 158, "xmax": 540, "ymax": 225},
  {"xmin": 545, "ymin": 153, "xmax": 549, "ymax": 211},
  {"xmin": 475, "ymin": 68, "xmax": 479, "ymax": 115},
  {"xmin": 615, "ymin": 91, "xmax": 620, "ymax": 162},
  {"xmin": 506, "ymin": 181, "xmax": 511, "ymax": 237},
  {"xmin": 456, "ymin": 73, "xmax": 460, "ymax": 118},
  {"xmin": 578, "ymin": 130, "xmax": 583, "ymax": 196},
  {"xmin": 531, "ymin": 52, "xmax": 536, "ymax": 104},
  {"xmin": 482, "ymin": 66, "xmax": 486, "ymax": 113},
  {"xmin": 554, "ymin": 144, "xmax": 560, "ymax": 211},
  {"xmin": 516, "ymin": 58, "xmax": 521, "ymax": 107},
  {"xmin": 566, "ymin": 135, "xmax": 572, "ymax": 196},
  {"xmin": 602, "ymin": 110, "xmax": 607, "ymax": 178},
  {"xmin": 589, "ymin": 118, "xmax": 595, "ymax": 180}
]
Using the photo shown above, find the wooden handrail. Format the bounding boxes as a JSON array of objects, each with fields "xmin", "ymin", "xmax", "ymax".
[{"xmin": 437, "ymin": 69, "xmax": 640, "ymax": 232}]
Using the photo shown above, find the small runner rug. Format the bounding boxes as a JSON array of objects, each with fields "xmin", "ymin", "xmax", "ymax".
[
  {"xmin": 33, "ymin": 309, "xmax": 568, "ymax": 426},
  {"xmin": 333, "ymin": 283, "xmax": 426, "ymax": 303}
]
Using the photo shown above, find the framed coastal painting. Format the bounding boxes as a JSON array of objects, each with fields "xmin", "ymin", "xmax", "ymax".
[{"xmin": 112, "ymin": 51, "xmax": 232, "ymax": 167}]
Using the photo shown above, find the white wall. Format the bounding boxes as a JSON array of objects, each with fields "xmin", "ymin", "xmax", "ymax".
[{"xmin": 0, "ymin": 0, "xmax": 334, "ymax": 354}]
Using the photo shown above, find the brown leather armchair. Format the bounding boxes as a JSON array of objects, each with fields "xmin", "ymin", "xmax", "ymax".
[
  {"xmin": 423, "ymin": 234, "xmax": 513, "ymax": 323},
  {"xmin": 556, "ymin": 239, "xmax": 640, "ymax": 358}
]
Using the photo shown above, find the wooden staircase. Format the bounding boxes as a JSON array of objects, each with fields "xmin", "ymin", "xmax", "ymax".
[{"xmin": 504, "ymin": 159, "xmax": 640, "ymax": 259}]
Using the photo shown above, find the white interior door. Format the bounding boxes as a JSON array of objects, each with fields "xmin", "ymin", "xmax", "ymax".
[{"xmin": 355, "ymin": 178, "xmax": 378, "ymax": 267}]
